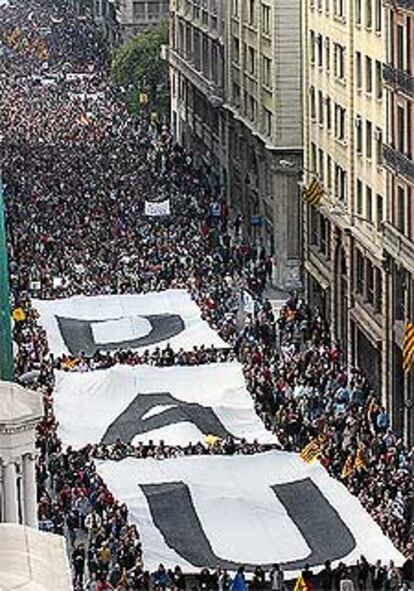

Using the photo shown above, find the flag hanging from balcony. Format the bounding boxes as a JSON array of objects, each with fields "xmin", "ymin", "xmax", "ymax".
[
  {"xmin": 304, "ymin": 178, "xmax": 324, "ymax": 206},
  {"xmin": 403, "ymin": 321, "xmax": 414, "ymax": 374}
]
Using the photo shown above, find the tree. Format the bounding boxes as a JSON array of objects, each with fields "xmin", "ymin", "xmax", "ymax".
[{"xmin": 111, "ymin": 21, "xmax": 170, "ymax": 118}]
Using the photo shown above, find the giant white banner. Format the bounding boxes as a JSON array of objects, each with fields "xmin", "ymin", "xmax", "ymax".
[
  {"xmin": 97, "ymin": 452, "xmax": 404, "ymax": 576},
  {"xmin": 33, "ymin": 289, "xmax": 228, "ymax": 357},
  {"xmin": 54, "ymin": 363, "xmax": 276, "ymax": 448}
]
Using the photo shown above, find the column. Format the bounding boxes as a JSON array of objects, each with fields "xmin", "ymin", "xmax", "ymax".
[
  {"xmin": 22, "ymin": 454, "xmax": 37, "ymax": 528},
  {"xmin": 4, "ymin": 462, "xmax": 18, "ymax": 523}
]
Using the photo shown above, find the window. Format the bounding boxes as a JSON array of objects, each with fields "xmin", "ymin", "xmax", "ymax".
[
  {"xmin": 233, "ymin": 82, "xmax": 241, "ymax": 107},
  {"xmin": 263, "ymin": 107, "xmax": 272, "ymax": 136},
  {"xmin": 317, "ymin": 34, "xmax": 323, "ymax": 68},
  {"xmin": 366, "ymin": 120, "xmax": 372, "ymax": 158},
  {"xmin": 132, "ymin": 1, "xmax": 145, "ymax": 19},
  {"xmin": 248, "ymin": 0, "xmax": 256, "ymax": 26},
  {"xmin": 262, "ymin": 55, "xmax": 272, "ymax": 87},
  {"xmin": 311, "ymin": 142, "xmax": 317, "ymax": 173},
  {"xmin": 375, "ymin": 0, "xmax": 382, "ymax": 31},
  {"xmin": 375, "ymin": 60, "xmax": 383, "ymax": 99},
  {"xmin": 148, "ymin": 2, "xmax": 160, "ymax": 18},
  {"xmin": 248, "ymin": 95, "xmax": 257, "ymax": 121},
  {"xmin": 365, "ymin": 0, "xmax": 372, "ymax": 29},
  {"xmin": 375, "ymin": 268, "xmax": 382, "ymax": 313},
  {"xmin": 327, "ymin": 155, "xmax": 332, "ymax": 188},
  {"xmin": 356, "ymin": 116, "xmax": 363, "ymax": 153},
  {"xmin": 318, "ymin": 91, "xmax": 324, "ymax": 124},
  {"xmin": 375, "ymin": 127, "xmax": 383, "ymax": 165},
  {"xmin": 232, "ymin": 0, "xmax": 239, "ymax": 17},
  {"xmin": 318, "ymin": 149, "xmax": 324, "ymax": 180},
  {"xmin": 334, "ymin": 43, "xmax": 345, "ymax": 80},
  {"xmin": 262, "ymin": 3, "xmax": 271, "ymax": 34},
  {"xmin": 356, "ymin": 250, "xmax": 364, "ymax": 294},
  {"xmin": 366, "ymin": 260, "xmax": 374, "ymax": 304},
  {"xmin": 334, "ymin": 0, "xmax": 345, "ymax": 18},
  {"xmin": 365, "ymin": 57, "xmax": 372, "ymax": 93},
  {"xmin": 357, "ymin": 179, "xmax": 363, "ymax": 214},
  {"xmin": 325, "ymin": 37, "xmax": 330, "ymax": 71},
  {"xmin": 326, "ymin": 97, "xmax": 332, "ymax": 130},
  {"xmin": 310, "ymin": 30, "xmax": 316, "ymax": 65},
  {"xmin": 397, "ymin": 25, "xmax": 404, "ymax": 70},
  {"xmin": 247, "ymin": 46, "xmax": 256, "ymax": 75},
  {"xmin": 335, "ymin": 164, "xmax": 347, "ymax": 201},
  {"xmin": 356, "ymin": 0, "xmax": 361, "ymax": 24},
  {"xmin": 397, "ymin": 105, "xmax": 405, "ymax": 153},
  {"xmin": 397, "ymin": 186, "xmax": 405, "ymax": 233},
  {"xmin": 335, "ymin": 104, "xmax": 346, "ymax": 141},
  {"xmin": 366, "ymin": 185, "xmax": 373, "ymax": 222},
  {"xmin": 310, "ymin": 87, "xmax": 316, "ymax": 119},
  {"xmin": 356, "ymin": 52, "xmax": 362, "ymax": 89},
  {"xmin": 376, "ymin": 193, "xmax": 383, "ymax": 229},
  {"xmin": 232, "ymin": 36, "xmax": 240, "ymax": 64}
]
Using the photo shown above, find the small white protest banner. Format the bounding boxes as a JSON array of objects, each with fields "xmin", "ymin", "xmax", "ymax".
[{"xmin": 144, "ymin": 199, "xmax": 171, "ymax": 217}]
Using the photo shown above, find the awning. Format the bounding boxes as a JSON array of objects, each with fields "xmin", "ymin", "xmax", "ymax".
[{"xmin": 0, "ymin": 524, "xmax": 72, "ymax": 591}]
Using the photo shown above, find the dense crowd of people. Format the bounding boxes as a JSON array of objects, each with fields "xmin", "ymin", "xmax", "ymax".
[{"xmin": 1, "ymin": 1, "xmax": 413, "ymax": 590}]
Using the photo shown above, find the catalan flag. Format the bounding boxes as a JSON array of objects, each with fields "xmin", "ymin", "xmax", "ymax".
[
  {"xmin": 304, "ymin": 178, "xmax": 324, "ymax": 206},
  {"xmin": 293, "ymin": 575, "xmax": 310, "ymax": 591},
  {"xmin": 341, "ymin": 454, "xmax": 355, "ymax": 479},
  {"xmin": 403, "ymin": 321, "xmax": 414, "ymax": 374},
  {"xmin": 300, "ymin": 434, "xmax": 326, "ymax": 464},
  {"xmin": 355, "ymin": 446, "xmax": 367, "ymax": 472}
]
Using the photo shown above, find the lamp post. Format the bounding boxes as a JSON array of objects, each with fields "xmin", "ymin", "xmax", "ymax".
[{"xmin": 0, "ymin": 176, "xmax": 14, "ymax": 381}]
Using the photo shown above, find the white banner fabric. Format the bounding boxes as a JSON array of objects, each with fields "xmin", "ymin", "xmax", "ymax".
[
  {"xmin": 144, "ymin": 199, "xmax": 171, "ymax": 217},
  {"xmin": 96, "ymin": 452, "xmax": 404, "ymax": 576},
  {"xmin": 32, "ymin": 289, "xmax": 228, "ymax": 356},
  {"xmin": 54, "ymin": 363, "xmax": 276, "ymax": 448}
]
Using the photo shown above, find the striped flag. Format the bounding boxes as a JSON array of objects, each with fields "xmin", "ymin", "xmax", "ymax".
[
  {"xmin": 293, "ymin": 575, "xmax": 307, "ymax": 591},
  {"xmin": 300, "ymin": 434, "xmax": 326, "ymax": 464},
  {"xmin": 341, "ymin": 454, "xmax": 355, "ymax": 480},
  {"xmin": 355, "ymin": 447, "xmax": 367, "ymax": 472},
  {"xmin": 403, "ymin": 321, "xmax": 414, "ymax": 374},
  {"xmin": 304, "ymin": 178, "xmax": 324, "ymax": 206}
]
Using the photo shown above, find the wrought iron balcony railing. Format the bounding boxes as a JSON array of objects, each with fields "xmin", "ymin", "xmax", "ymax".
[
  {"xmin": 384, "ymin": 0, "xmax": 414, "ymax": 13},
  {"xmin": 383, "ymin": 144, "xmax": 414, "ymax": 184},
  {"xmin": 383, "ymin": 63, "xmax": 414, "ymax": 98}
]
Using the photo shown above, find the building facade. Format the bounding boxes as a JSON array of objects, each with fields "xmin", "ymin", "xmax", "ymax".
[
  {"xmin": 303, "ymin": 0, "xmax": 387, "ymax": 395},
  {"xmin": 383, "ymin": 0, "xmax": 414, "ymax": 443},
  {"xmin": 0, "ymin": 382, "xmax": 43, "ymax": 526},
  {"xmin": 118, "ymin": 0, "xmax": 169, "ymax": 40},
  {"xmin": 70, "ymin": 0, "xmax": 168, "ymax": 44},
  {"xmin": 169, "ymin": 0, "xmax": 227, "ymax": 195},
  {"xmin": 169, "ymin": 0, "xmax": 303, "ymax": 289}
]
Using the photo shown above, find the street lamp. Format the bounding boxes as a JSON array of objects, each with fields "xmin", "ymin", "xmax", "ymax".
[{"xmin": 0, "ymin": 176, "xmax": 14, "ymax": 381}]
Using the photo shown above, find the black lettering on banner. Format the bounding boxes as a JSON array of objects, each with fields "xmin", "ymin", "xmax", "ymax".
[
  {"xmin": 102, "ymin": 392, "xmax": 233, "ymax": 444},
  {"xmin": 56, "ymin": 314, "xmax": 185, "ymax": 356},
  {"xmin": 140, "ymin": 478, "xmax": 356, "ymax": 571}
]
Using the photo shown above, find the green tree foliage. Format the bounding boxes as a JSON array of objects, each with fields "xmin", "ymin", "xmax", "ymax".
[{"xmin": 111, "ymin": 21, "xmax": 170, "ymax": 118}]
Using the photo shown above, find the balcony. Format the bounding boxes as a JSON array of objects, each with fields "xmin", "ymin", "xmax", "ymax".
[
  {"xmin": 383, "ymin": 144, "xmax": 414, "ymax": 184},
  {"xmin": 383, "ymin": 0, "xmax": 414, "ymax": 12},
  {"xmin": 383, "ymin": 222, "xmax": 414, "ymax": 273},
  {"xmin": 383, "ymin": 63, "xmax": 414, "ymax": 99},
  {"xmin": 169, "ymin": 49, "xmax": 224, "ymax": 107}
]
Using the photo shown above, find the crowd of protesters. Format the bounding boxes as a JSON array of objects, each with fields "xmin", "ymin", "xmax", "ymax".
[{"xmin": 1, "ymin": 1, "xmax": 413, "ymax": 590}]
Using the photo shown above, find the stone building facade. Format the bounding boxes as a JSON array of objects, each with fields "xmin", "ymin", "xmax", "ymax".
[
  {"xmin": 169, "ymin": 0, "xmax": 303, "ymax": 289},
  {"xmin": 303, "ymin": 0, "xmax": 387, "ymax": 396},
  {"xmin": 383, "ymin": 0, "xmax": 414, "ymax": 443}
]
